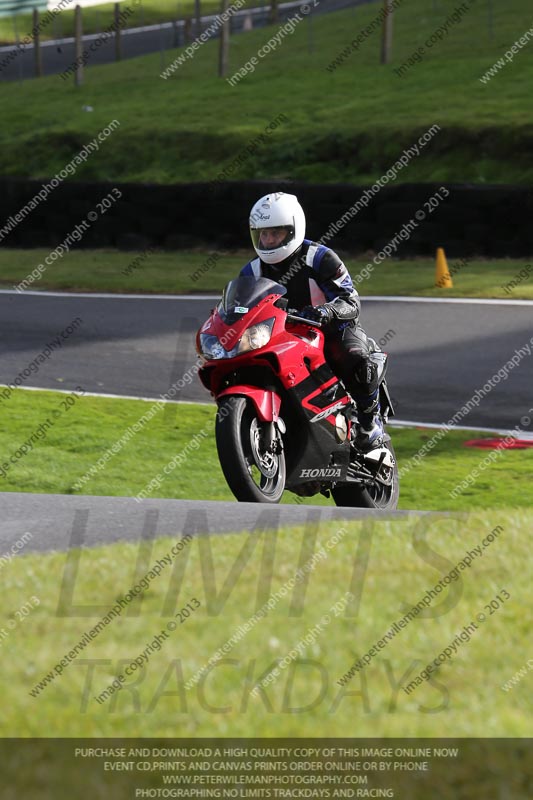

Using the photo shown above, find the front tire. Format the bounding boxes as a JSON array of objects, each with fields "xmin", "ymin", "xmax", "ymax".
[
  {"xmin": 216, "ymin": 396, "xmax": 286, "ymax": 503},
  {"xmin": 331, "ymin": 441, "xmax": 399, "ymax": 509}
]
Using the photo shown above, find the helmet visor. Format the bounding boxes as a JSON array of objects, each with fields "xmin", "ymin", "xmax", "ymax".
[{"xmin": 250, "ymin": 224, "xmax": 295, "ymax": 252}]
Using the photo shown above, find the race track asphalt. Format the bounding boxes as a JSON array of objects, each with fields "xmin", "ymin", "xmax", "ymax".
[
  {"xmin": 1, "ymin": 291, "xmax": 531, "ymax": 430},
  {"xmin": 0, "ymin": 291, "xmax": 530, "ymax": 550},
  {"xmin": 0, "ymin": 492, "xmax": 431, "ymax": 554}
]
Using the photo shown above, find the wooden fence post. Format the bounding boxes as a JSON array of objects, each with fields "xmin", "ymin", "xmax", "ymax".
[
  {"xmin": 380, "ymin": 0, "xmax": 393, "ymax": 64},
  {"xmin": 33, "ymin": 8, "xmax": 42, "ymax": 77},
  {"xmin": 184, "ymin": 16, "xmax": 192, "ymax": 43},
  {"xmin": 114, "ymin": 2, "xmax": 122, "ymax": 61},
  {"xmin": 74, "ymin": 4, "xmax": 83, "ymax": 86},
  {"xmin": 194, "ymin": 0, "xmax": 201, "ymax": 37},
  {"xmin": 218, "ymin": 0, "xmax": 229, "ymax": 77}
]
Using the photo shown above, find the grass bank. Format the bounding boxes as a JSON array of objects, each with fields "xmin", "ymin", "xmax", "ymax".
[
  {"xmin": 3, "ymin": 510, "xmax": 531, "ymax": 737},
  {"xmin": 1, "ymin": 0, "xmax": 533, "ymax": 183},
  {"xmin": 1, "ymin": 249, "xmax": 532, "ymax": 298},
  {"xmin": 0, "ymin": 389, "xmax": 531, "ymax": 509}
]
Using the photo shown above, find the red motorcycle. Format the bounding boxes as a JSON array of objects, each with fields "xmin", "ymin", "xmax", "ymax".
[{"xmin": 196, "ymin": 276, "xmax": 399, "ymax": 508}]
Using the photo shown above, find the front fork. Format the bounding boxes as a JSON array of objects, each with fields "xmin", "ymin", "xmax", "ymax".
[
  {"xmin": 263, "ymin": 419, "xmax": 286, "ymax": 453},
  {"xmin": 216, "ymin": 385, "xmax": 285, "ymax": 453}
]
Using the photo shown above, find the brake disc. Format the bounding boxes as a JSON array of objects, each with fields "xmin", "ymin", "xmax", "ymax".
[{"xmin": 250, "ymin": 420, "xmax": 278, "ymax": 478}]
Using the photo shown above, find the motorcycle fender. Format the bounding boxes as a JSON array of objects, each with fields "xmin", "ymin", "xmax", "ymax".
[{"xmin": 217, "ymin": 385, "xmax": 281, "ymax": 423}]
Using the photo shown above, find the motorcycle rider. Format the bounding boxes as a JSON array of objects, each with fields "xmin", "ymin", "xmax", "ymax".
[{"xmin": 240, "ymin": 192, "xmax": 385, "ymax": 451}]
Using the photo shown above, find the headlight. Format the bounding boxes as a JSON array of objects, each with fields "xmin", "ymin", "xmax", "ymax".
[
  {"xmin": 198, "ymin": 318, "xmax": 275, "ymax": 360},
  {"xmin": 198, "ymin": 334, "xmax": 227, "ymax": 360},
  {"xmin": 237, "ymin": 320, "xmax": 275, "ymax": 354}
]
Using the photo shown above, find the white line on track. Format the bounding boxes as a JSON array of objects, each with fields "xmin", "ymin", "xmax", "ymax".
[
  {"xmin": 0, "ymin": 289, "xmax": 220, "ymax": 300},
  {"xmin": 3, "ymin": 384, "xmax": 531, "ymax": 438},
  {"xmin": 363, "ymin": 296, "xmax": 533, "ymax": 306},
  {"xmin": 0, "ymin": 384, "xmax": 193, "ymax": 404},
  {"xmin": 1, "ymin": 289, "xmax": 532, "ymax": 305},
  {"xmin": 388, "ymin": 419, "xmax": 533, "ymax": 440}
]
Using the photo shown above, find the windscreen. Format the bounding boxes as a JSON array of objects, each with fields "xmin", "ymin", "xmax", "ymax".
[{"xmin": 218, "ymin": 276, "xmax": 286, "ymax": 323}]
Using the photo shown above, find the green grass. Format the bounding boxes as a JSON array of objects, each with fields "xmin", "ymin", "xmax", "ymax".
[
  {"xmin": 0, "ymin": 248, "xmax": 531, "ymax": 298},
  {"xmin": 0, "ymin": 389, "xmax": 531, "ymax": 510},
  {"xmin": 3, "ymin": 510, "xmax": 531, "ymax": 738},
  {"xmin": 2, "ymin": 0, "xmax": 533, "ymax": 183},
  {"xmin": 0, "ymin": 0, "xmax": 256, "ymax": 43}
]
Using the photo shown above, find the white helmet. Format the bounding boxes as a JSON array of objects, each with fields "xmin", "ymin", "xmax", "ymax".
[{"xmin": 249, "ymin": 192, "xmax": 306, "ymax": 265}]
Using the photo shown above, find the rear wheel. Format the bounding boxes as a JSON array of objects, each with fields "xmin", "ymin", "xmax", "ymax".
[
  {"xmin": 331, "ymin": 441, "xmax": 399, "ymax": 509},
  {"xmin": 216, "ymin": 396, "xmax": 286, "ymax": 503}
]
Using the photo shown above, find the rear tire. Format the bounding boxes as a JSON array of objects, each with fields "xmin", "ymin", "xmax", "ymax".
[
  {"xmin": 216, "ymin": 396, "xmax": 286, "ymax": 503},
  {"xmin": 331, "ymin": 441, "xmax": 399, "ymax": 509}
]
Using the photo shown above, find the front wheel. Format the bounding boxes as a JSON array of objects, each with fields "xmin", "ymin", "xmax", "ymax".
[
  {"xmin": 216, "ymin": 396, "xmax": 286, "ymax": 503},
  {"xmin": 331, "ymin": 441, "xmax": 399, "ymax": 509}
]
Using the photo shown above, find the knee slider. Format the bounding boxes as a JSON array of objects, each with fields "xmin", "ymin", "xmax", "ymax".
[{"xmin": 351, "ymin": 355, "xmax": 378, "ymax": 387}]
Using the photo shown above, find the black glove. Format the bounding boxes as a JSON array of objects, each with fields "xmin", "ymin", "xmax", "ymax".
[{"xmin": 299, "ymin": 305, "xmax": 334, "ymax": 324}]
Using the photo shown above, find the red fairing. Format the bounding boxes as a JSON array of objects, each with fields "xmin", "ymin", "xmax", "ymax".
[
  {"xmin": 197, "ymin": 286, "xmax": 340, "ymax": 410},
  {"xmin": 199, "ymin": 300, "xmax": 267, "ymax": 353},
  {"xmin": 218, "ymin": 385, "xmax": 282, "ymax": 422},
  {"xmin": 205, "ymin": 295, "xmax": 325, "ymax": 370}
]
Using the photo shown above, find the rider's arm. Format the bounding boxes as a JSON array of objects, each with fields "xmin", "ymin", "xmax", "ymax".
[{"xmin": 316, "ymin": 250, "xmax": 361, "ymax": 322}]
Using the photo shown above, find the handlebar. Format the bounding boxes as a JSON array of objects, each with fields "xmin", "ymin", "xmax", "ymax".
[{"xmin": 286, "ymin": 313, "xmax": 322, "ymax": 328}]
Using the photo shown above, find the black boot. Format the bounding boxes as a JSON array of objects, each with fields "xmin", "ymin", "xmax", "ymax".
[{"xmin": 352, "ymin": 392, "xmax": 385, "ymax": 451}]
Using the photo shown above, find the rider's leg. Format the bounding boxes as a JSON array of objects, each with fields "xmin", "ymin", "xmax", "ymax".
[{"xmin": 324, "ymin": 324, "xmax": 384, "ymax": 449}]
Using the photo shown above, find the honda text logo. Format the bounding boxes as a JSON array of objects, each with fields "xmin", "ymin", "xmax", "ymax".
[{"xmin": 299, "ymin": 468, "xmax": 342, "ymax": 479}]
